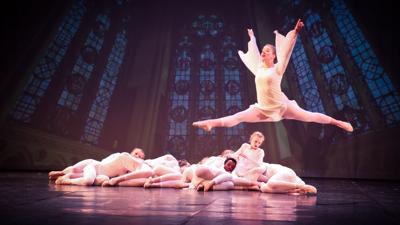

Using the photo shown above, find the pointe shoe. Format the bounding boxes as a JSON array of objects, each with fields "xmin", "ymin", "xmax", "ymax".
[
  {"xmin": 340, "ymin": 121, "xmax": 353, "ymax": 132},
  {"xmin": 192, "ymin": 121, "xmax": 212, "ymax": 132},
  {"xmin": 48, "ymin": 171, "xmax": 65, "ymax": 180}
]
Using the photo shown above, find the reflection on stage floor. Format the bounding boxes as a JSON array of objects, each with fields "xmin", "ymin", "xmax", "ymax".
[{"xmin": 0, "ymin": 172, "xmax": 398, "ymax": 225}]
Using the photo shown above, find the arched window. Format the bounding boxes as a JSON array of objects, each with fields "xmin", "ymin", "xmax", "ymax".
[
  {"xmin": 56, "ymin": 13, "xmax": 110, "ymax": 112},
  {"xmin": 276, "ymin": 0, "xmax": 400, "ymax": 134},
  {"xmin": 81, "ymin": 30, "xmax": 127, "ymax": 144},
  {"xmin": 165, "ymin": 15, "xmax": 248, "ymax": 161},
  {"xmin": 330, "ymin": 0, "xmax": 400, "ymax": 126},
  {"xmin": 9, "ymin": 0, "xmax": 86, "ymax": 122}
]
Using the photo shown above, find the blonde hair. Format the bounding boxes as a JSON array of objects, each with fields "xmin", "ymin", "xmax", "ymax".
[{"xmin": 249, "ymin": 131, "xmax": 265, "ymax": 142}]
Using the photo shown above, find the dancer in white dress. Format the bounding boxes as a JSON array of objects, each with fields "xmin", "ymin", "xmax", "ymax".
[
  {"xmin": 48, "ymin": 148, "xmax": 145, "ymax": 183},
  {"xmin": 232, "ymin": 131, "xmax": 266, "ymax": 182},
  {"xmin": 260, "ymin": 162, "xmax": 317, "ymax": 194},
  {"xmin": 54, "ymin": 149, "xmax": 146, "ymax": 186},
  {"xmin": 193, "ymin": 19, "xmax": 353, "ymax": 133},
  {"xmin": 102, "ymin": 154, "xmax": 185, "ymax": 187}
]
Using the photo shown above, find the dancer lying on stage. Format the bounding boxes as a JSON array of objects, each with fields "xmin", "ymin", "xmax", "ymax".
[
  {"xmin": 48, "ymin": 148, "xmax": 145, "ymax": 181},
  {"xmin": 260, "ymin": 162, "xmax": 317, "ymax": 194},
  {"xmin": 193, "ymin": 19, "xmax": 353, "ymax": 133},
  {"xmin": 194, "ymin": 157, "xmax": 237, "ymax": 192},
  {"xmin": 102, "ymin": 154, "xmax": 187, "ymax": 188},
  {"xmin": 50, "ymin": 148, "xmax": 146, "ymax": 186}
]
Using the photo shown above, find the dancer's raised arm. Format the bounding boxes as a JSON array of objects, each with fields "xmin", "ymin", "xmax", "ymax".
[
  {"xmin": 238, "ymin": 29, "xmax": 261, "ymax": 76},
  {"xmin": 275, "ymin": 19, "xmax": 304, "ymax": 75}
]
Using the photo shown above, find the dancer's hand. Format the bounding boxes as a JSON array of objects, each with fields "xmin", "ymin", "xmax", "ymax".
[
  {"xmin": 247, "ymin": 29, "xmax": 254, "ymax": 38},
  {"xmin": 294, "ymin": 19, "xmax": 304, "ymax": 33}
]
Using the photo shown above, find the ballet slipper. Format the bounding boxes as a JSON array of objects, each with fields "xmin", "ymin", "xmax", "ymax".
[
  {"xmin": 338, "ymin": 121, "xmax": 353, "ymax": 132},
  {"xmin": 48, "ymin": 171, "xmax": 65, "ymax": 180}
]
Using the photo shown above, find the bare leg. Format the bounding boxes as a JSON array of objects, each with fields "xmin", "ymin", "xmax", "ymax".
[
  {"xmin": 118, "ymin": 178, "xmax": 148, "ymax": 187},
  {"xmin": 213, "ymin": 181, "xmax": 234, "ymax": 191},
  {"xmin": 147, "ymin": 173, "xmax": 182, "ymax": 184},
  {"xmin": 260, "ymin": 177, "xmax": 316, "ymax": 194},
  {"xmin": 103, "ymin": 170, "xmax": 153, "ymax": 186},
  {"xmin": 283, "ymin": 102, "xmax": 353, "ymax": 132},
  {"xmin": 193, "ymin": 107, "xmax": 270, "ymax": 132}
]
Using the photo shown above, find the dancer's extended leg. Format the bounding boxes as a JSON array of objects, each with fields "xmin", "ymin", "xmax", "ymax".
[
  {"xmin": 193, "ymin": 107, "xmax": 269, "ymax": 132},
  {"xmin": 283, "ymin": 102, "xmax": 353, "ymax": 132}
]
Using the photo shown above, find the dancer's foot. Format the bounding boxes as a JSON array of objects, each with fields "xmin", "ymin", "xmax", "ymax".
[
  {"xmin": 337, "ymin": 121, "xmax": 353, "ymax": 132},
  {"xmin": 299, "ymin": 184, "xmax": 317, "ymax": 195},
  {"xmin": 48, "ymin": 171, "xmax": 65, "ymax": 180},
  {"xmin": 248, "ymin": 184, "xmax": 260, "ymax": 191},
  {"xmin": 175, "ymin": 182, "xmax": 189, "ymax": 189},
  {"xmin": 202, "ymin": 180, "xmax": 214, "ymax": 192},
  {"xmin": 144, "ymin": 178, "xmax": 153, "ymax": 188},
  {"xmin": 55, "ymin": 177, "xmax": 70, "ymax": 185},
  {"xmin": 94, "ymin": 175, "xmax": 109, "ymax": 186},
  {"xmin": 192, "ymin": 121, "xmax": 212, "ymax": 132},
  {"xmin": 196, "ymin": 183, "xmax": 204, "ymax": 191}
]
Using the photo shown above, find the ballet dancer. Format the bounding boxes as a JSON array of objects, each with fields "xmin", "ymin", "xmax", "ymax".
[{"xmin": 193, "ymin": 19, "xmax": 353, "ymax": 133}]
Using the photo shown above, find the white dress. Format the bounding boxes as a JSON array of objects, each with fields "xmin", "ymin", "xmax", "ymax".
[{"xmin": 238, "ymin": 30, "xmax": 298, "ymax": 121}]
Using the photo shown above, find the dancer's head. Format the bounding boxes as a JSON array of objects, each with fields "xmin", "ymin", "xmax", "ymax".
[
  {"xmin": 130, "ymin": 148, "xmax": 145, "ymax": 159},
  {"xmin": 261, "ymin": 44, "xmax": 276, "ymax": 65},
  {"xmin": 223, "ymin": 157, "xmax": 237, "ymax": 172},
  {"xmin": 178, "ymin": 159, "xmax": 191, "ymax": 173},
  {"xmin": 249, "ymin": 131, "xmax": 265, "ymax": 149}
]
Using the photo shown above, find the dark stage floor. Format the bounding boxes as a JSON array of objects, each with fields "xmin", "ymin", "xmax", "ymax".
[{"xmin": 0, "ymin": 172, "xmax": 399, "ymax": 225}]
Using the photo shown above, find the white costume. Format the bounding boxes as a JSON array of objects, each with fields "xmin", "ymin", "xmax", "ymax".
[
  {"xmin": 230, "ymin": 143, "xmax": 265, "ymax": 182},
  {"xmin": 238, "ymin": 30, "xmax": 298, "ymax": 121}
]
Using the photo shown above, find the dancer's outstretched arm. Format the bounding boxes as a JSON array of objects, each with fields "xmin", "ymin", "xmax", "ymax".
[
  {"xmin": 275, "ymin": 19, "xmax": 304, "ymax": 75},
  {"xmin": 238, "ymin": 29, "xmax": 261, "ymax": 76}
]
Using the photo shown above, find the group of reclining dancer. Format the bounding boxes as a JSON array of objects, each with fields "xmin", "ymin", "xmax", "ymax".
[{"xmin": 49, "ymin": 131, "xmax": 317, "ymax": 195}]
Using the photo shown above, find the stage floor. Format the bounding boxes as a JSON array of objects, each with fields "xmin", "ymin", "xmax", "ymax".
[{"xmin": 0, "ymin": 172, "xmax": 399, "ymax": 225}]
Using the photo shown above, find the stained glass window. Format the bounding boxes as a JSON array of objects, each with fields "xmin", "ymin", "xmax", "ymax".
[
  {"xmin": 330, "ymin": 0, "xmax": 400, "ymax": 125},
  {"xmin": 57, "ymin": 13, "xmax": 111, "ymax": 111},
  {"xmin": 81, "ymin": 30, "xmax": 128, "ymax": 144},
  {"xmin": 165, "ymin": 15, "xmax": 247, "ymax": 160},
  {"xmin": 9, "ymin": 0, "xmax": 87, "ymax": 122}
]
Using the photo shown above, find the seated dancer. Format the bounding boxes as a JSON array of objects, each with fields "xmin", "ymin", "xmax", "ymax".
[
  {"xmin": 52, "ymin": 148, "xmax": 146, "ymax": 186},
  {"xmin": 193, "ymin": 19, "xmax": 353, "ymax": 132},
  {"xmin": 48, "ymin": 148, "xmax": 145, "ymax": 182},
  {"xmin": 260, "ymin": 162, "xmax": 317, "ymax": 194},
  {"xmin": 232, "ymin": 131, "xmax": 266, "ymax": 182}
]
